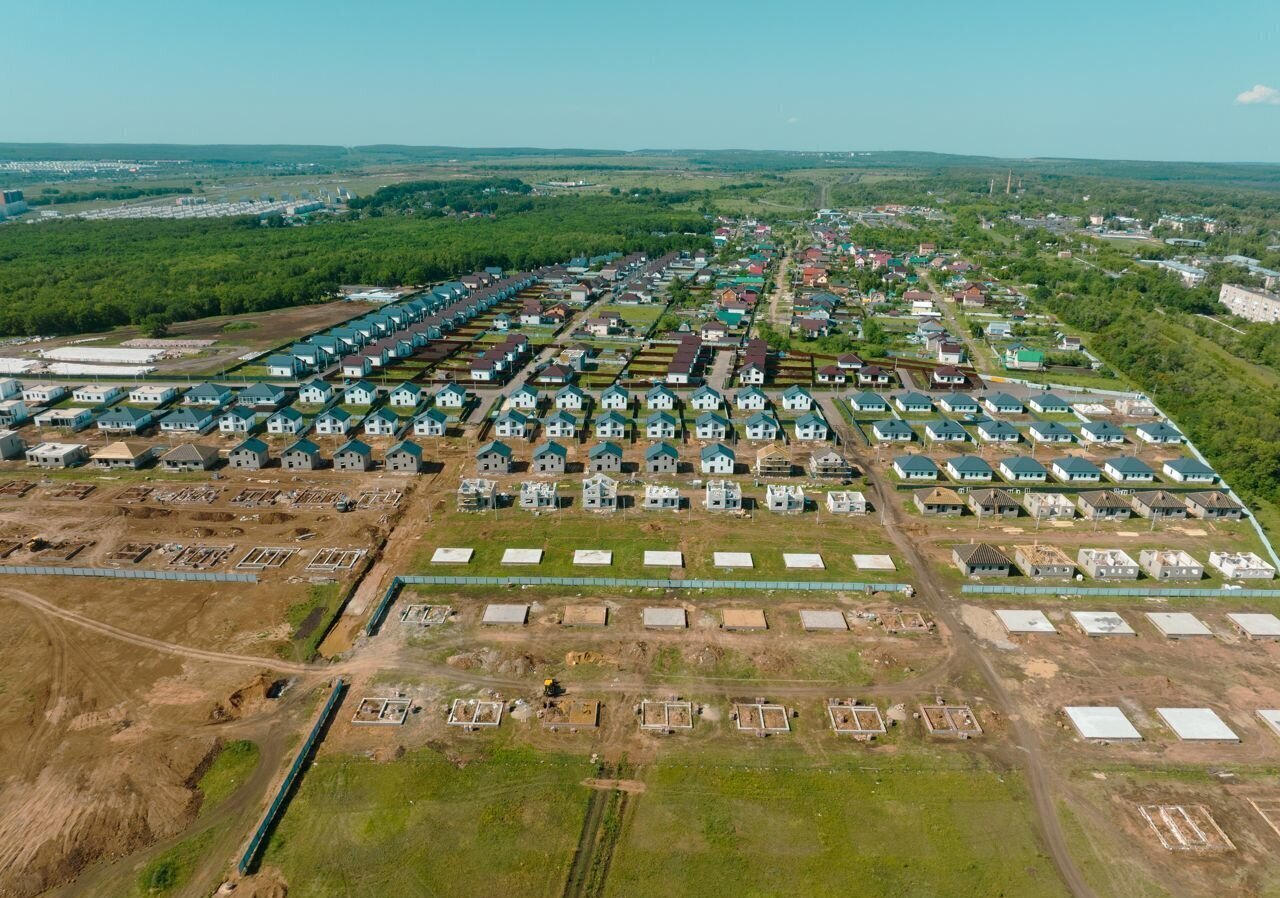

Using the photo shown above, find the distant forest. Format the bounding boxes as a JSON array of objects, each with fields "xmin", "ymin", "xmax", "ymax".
[{"xmin": 0, "ymin": 182, "xmax": 708, "ymax": 336}]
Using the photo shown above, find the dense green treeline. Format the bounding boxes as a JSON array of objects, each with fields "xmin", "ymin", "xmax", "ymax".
[
  {"xmin": 1038, "ymin": 272, "xmax": 1280, "ymax": 506},
  {"xmin": 0, "ymin": 194, "xmax": 708, "ymax": 336},
  {"xmin": 28, "ymin": 185, "xmax": 193, "ymax": 206}
]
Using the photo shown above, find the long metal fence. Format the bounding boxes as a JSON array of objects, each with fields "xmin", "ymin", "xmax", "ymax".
[
  {"xmin": 238, "ymin": 677, "xmax": 347, "ymax": 875},
  {"xmin": 0, "ymin": 565, "xmax": 257, "ymax": 583},
  {"xmin": 398, "ymin": 574, "xmax": 910, "ymax": 592},
  {"xmin": 364, "ymin": 579, "xmax": 404, "ymax": 637},
  {"xmin": 962, "ymin": 584, "xmax": 1280, "ymax": 599}
]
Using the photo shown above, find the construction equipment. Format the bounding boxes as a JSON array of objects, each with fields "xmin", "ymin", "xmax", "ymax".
[{"xmin": 543, "ymin": 678, "xmax": 564, "ymax": 698}]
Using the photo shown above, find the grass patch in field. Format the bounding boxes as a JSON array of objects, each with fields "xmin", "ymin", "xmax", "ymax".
[
  {"xmin": 261, "ymin": 746, "xmax": 589, "ymax": 898},
  {"xmin": 409, "ymin": 503, "xmax": 901, "ymax": 583},
  {"xmin": 607, "ymin": 753, "xmax": 1071, "ymax": 898},
  {"xmin": 133, "ymin": 828, "xmax": 216, "ymax": 896},
  {"xmin": 197, "ymin": 739, "xmax": 260, "ymax": 816}
]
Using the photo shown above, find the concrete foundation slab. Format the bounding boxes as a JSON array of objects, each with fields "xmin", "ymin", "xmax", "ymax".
[
  {"xmin": 714, "ymin": 551, "xmax": 754, "ymax": 568},
  {"xmin": 1158, "ymin": 707, "xmax": 1239, "ymax": 742},
  {"xmin": 853, "ymin": 554, "xmax": 896, "ymax": 571},
  {"xmin": 501, "ymin": 548, "xmax": 543, "ymax": 565},
  {"xmin": 482, "ymin": 603, "xmax": 529, "ymax": 625},
  {"xmin": 783, "ymin": 552, "xmax": 825, "ymax": 570},
  {"xmin": 1256, "ymin": 710, "xmax": 1280, "ymax": 739},
  {"xmin": 1071, "ymin": 611, "xmax": 1136, "ymax": 636},
  {"xmin": 1228, "ymin": 613, "xmax": 1280, "ymax": 640},
  {"xmin": 800, "ymin": 609, "xmax": 848, "ymax": 631},
  {"xmin": 1147, "ymin": 612, "xmax": 1213, "ymax": 638},
  {"xmin": 643, "ymin": 607, "xmax": 687, "ymax": 629},
  {"xmin": 1065, "ymin": 706, "xmax": 1143, "ymax": 741},
  {"xmin": 431, "ymin": 547, "xmax": 474, "ymax": 564},
  {"xmin": 644, "ymin": 550, "xmax": 684, "ymax": 567},
  {"xmin": 573, "ymin": 549, "xmax": 613, "ymax": 566},
  {"xmin": 996, "ymin": 609, "xmax": 1057, "ymax": 634}
]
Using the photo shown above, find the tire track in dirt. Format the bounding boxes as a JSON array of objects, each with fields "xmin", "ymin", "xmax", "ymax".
[{"xmin": 0, "ymin": 587, "xmax": 318, "ymax": 674}]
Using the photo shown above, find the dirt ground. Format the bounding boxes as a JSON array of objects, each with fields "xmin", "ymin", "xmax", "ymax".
[
  {"xmin": 0, "ymin": 464, "xmax": 404, "ymax": 898},
  {"xmin": 2, "ymin": 300, "xmax": 374, "ymax": 377}
]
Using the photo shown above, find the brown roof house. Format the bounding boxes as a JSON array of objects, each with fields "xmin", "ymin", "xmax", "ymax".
[{"xmin": 953, "ymin": 543, "xmax": 1015, "ymax": 578}]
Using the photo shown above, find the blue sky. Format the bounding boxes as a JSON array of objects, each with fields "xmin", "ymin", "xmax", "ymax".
[{"xmin": 8, "ymin": 0, "xmax": 1280, "ymax": 162}]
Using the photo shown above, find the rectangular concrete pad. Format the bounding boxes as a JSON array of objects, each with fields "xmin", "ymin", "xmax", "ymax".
[
  {"xmin": 1147, "ymin": 611, "xmax": 1213, "ymax": 638},
  {"xmin": 562, "ymin": 604, "xmax": 608, "ymax": 627},
  {"xmin": 1157, "ymin": 707, "xmax": 1240, "ymax": 742},
  {"xmin": 783, "ymin": 552, "xmax": 825, "ymax": 570},
  {"xmin": 431, "ymin": 547, "xmax": 474, "ymax": 564},
  {"xmin": 714, "ymin": 551, "xmax": 754, "ymax": 568},
  {"xmin": 800, "ymin": 609, "xmax": 848, "ymax": 631},
  {"xmin": 643, "ymin": 550, "xmax": 684, "ymax": 567},
  {"xmin": 1256, "ymin": 710, "xmax": 1280, "ymax": 738},
  {"xmin": 573, "ymin": 549, "xmax": 613, "ymax": 566},
  {"xmin": 853, "ymin": 554, "xmax": 896, "ymax": 571},
  {"xmin": 643, "ymin": 607, "xmax": 687, "ymax": 629},
  {"xmin": 501, "ymin": 548, "xmax": 543, "ymax": 565},
  {"xmin": 1071, "ymin": 611, "xmax": 1135, "ymax": 637},
  {"xmin": 1228, "ymin": 613, "xmax": 1280, "ymax": 639},
  {"xmin": 1065, "ymin": 706, "xmax": 1143, "ymax": 741},
  {"xmin": 482, "ymin": 603, "xmax": 529, "ymax": 625},
  {"xmin": 996, "ymin": 609, "xmax": 1057, "ymax": 634},
  {"xmin": 722, "ymin": 608, "xmax": 767, "ymax": 630}
]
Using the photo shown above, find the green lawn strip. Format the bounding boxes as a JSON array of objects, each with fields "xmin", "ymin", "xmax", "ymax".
[{"xmin": 197, "ymin": 739, "xmax": 261, "ymax": 816}]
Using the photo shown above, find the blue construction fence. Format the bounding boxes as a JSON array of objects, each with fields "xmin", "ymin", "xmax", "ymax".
[
  {"xmin": 962, "ymin": 584, "xmax": 1280, "ymax": 599},
  {"xmin": 0, "ymin": 565, "xmax": 257, "ymax": 583},
  {"xmin": 238, "ymin": 677, "xmax": 347, "ymax": 875}
]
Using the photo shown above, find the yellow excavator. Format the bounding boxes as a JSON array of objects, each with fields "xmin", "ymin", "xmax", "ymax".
[{"xmin": 542, "ymin": 678, "xmax": 564, "ymax": 697}]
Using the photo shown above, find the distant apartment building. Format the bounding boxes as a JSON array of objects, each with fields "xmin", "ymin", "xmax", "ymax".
[{"xmin": 1220, "ymin": 283, "xmax": 1280, "ymax": 324}]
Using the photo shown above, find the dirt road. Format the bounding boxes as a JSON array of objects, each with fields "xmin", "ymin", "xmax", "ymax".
[
  {"xmin": 0, "ymin": 587, "xmax": 318, "ymax": 674},
  {"xmin": 818, "ymin": 392, "xmax": 1099, "ymax": 898},
  {"xmin": 761, "ymin": 251, "xmax": 792, "ymax": 331}
]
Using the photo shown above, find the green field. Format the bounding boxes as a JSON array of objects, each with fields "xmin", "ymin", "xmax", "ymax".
[
  {"xmin": 262, "ymin": 742, "xmax": 1071, "ymax": 898},
  {"xmin": 607, "ymin": 752, "xmax": 1070, "ymax": 898},
  {"xmin": 261, "ymin": 746, "xmax": 589, "ymax": 898}
]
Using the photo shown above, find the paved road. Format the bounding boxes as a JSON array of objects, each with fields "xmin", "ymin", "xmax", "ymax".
[
  {"xmin": 816, "ymin": 392, "xmax": 1098, "ymax": 898},
  {"xmin": 706, "ymin": 348, "xmax": 734, "ymax": 391}
]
